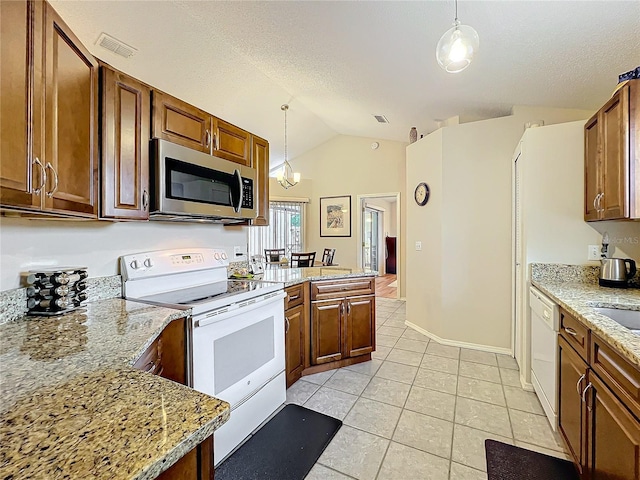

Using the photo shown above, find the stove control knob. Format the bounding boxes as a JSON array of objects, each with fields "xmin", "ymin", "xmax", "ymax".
[
  {"xmin": 221, "ymin": 253, "xmax": 228, "ymax": 260},
  {"xmin": 130, "ymin": 260, "xmax": 140, "ymax": 270},
  {"xmin": 213, "ymin": 252, "xmax": 221, "ymax": 260},
  {"xmin": 143, "ymin": 258, "xmax": 153, "ymax": 268}
]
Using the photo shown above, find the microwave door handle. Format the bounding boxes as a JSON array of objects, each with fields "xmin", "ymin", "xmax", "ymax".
[{"xmin": 232, "ymin": 169, "xmax": 243, "ymax": 213}]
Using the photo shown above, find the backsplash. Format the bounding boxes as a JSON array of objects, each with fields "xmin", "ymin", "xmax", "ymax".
[
  {"xmin": 530, "ymin": 263, "xmax": 640, "ymax": 288},
  {"xmin": 0, "ymin": 275, "xmax": 122, "ymax": 324}
]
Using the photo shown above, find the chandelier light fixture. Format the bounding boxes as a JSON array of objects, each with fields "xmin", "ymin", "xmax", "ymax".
[
  {"xmin": 277, "ymin": 104, "xmax": 300, "ymax": 189},
  {"xmin": 436, "ymin": 0, "xmax": 479, "ymax": 73}
]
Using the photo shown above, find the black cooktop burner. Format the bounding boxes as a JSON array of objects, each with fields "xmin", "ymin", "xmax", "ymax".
[{"xmin": 182, "ymin": 280, "xmax": 262, "ymax": 304}]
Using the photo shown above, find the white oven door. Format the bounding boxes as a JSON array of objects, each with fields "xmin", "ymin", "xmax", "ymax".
[{"xmin": 192, "ymin": 291, "xmax": 286, "ymax": 407}]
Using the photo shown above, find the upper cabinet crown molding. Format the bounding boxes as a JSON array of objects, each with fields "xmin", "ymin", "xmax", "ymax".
[{"xmin": 585, "ymin": 79, "xmax": 639, "ymax": 221}]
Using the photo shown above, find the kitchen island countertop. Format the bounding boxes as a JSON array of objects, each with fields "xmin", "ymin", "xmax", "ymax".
[
  {"xmin": 531, "ymin": 279, "xmax": 640, "ymax": 366},
  {"xmin": 0, "ymin": 298, "xmax": 229, "ymax": 480},
  {"xmin": 258, "ymin": 265, "xmax": 377, "ymax": 286}
]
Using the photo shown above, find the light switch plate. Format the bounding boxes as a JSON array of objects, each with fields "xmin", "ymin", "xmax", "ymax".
[
  {"xmin": 588, "ymin": 245, "xmax": 600, "ymax": 261},
  {"xmin": 415, "ymin": 241, "xmax": 422, "ymax": 251}
]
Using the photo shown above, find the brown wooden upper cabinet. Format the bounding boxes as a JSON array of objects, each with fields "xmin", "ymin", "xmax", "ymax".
[
  {"xmin": 212, "ymin": 118, "xmax": 252, "ymax": 166},
  {"xmin": 151, "ymin": 92, "xmax": 253, "ymax": 166},
  {"xmin": 100, "ymin": 65, "xmax": 151, "ymax": 220},
  {"xmin": 1, "ymin": 0, "xmax": 98, "ymax": 218},
  {"xmin": 0, "ymin": 0, "xmax": 41, "ymax": 210},
  {"xmin": 585, "ymin": 79, "xmax": 639, "ymax": 221},
  {"xmin": 251, "ymin": 135, "xmax": 269, "ymax": 225},
  {"xmin": 152, "ymin": 91, "xmax": 213, "ymax": 154}
]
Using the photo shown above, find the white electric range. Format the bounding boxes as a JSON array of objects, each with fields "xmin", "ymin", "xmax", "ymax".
[{"xmin": 121, "ymin": 247, "xmax": 286, "ymax": 464}]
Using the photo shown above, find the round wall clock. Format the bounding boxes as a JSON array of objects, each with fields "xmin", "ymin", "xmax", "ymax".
[{"xmin": 414, "ymin": 182, "xmax": 430, "ymax": 206}]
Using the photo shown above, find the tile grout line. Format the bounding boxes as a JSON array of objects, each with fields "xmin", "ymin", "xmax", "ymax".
[{"xmin": 447, "ymin": 357, "xmax": 461, "ymax": 480}]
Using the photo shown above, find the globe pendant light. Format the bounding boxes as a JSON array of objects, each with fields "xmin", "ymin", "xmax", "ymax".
[
  {"xmin": 276, "ymin": 104, "xmax": 300, "ymax": 189},
  {"xmin": 436, "ymin": 0, "xmax": 479, "ymax": 73}
]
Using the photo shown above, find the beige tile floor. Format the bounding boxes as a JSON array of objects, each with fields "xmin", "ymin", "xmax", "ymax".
[{"xmin": 286, "ymin": 297, "xmax": 570, "ymax": 480}]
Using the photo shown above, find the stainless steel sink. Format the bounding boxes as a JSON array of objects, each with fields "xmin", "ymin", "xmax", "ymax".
[{"xmin": 594, "ymin": 307, "xmax": 640, "ymax": 334}]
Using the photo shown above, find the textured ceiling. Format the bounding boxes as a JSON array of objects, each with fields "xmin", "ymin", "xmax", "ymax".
[{"xmin": 50, "ymin": 1, "xmax": 640, "ymax": 168}]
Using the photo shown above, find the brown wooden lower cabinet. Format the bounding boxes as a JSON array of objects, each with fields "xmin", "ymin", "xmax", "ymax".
[
  {"xmin": 156, "ymin": 435, "xmax": 214, "ymax": 480},
  {"xmin": 310, "ymin": 278, "xmax": 375, "ymax": 368},
  {"xmin": 133, "ymin": 317, "xmax": 188, "ymax": 385},
  {"xmin": 285, "ymin": 302, "xmax": 306, "ymax": 387},
  {"xmin": 586, "ymin": 372, "xmax": 640, "ymax": 480},
  {"xmin": 311, "ymin": 298, "xmax": 344, "ymax": 365},
  {"xmin": 558, "ymin": 335, "xmax": 588, "ymax": 475},
  {"xmin": 557, "ymin": 308, "xmax": 640, "ymax": 480}
]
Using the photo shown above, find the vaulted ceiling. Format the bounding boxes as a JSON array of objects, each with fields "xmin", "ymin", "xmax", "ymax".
[{"xmin": 50, "ymin": 1, "xmax": 640, "ymax": 168}]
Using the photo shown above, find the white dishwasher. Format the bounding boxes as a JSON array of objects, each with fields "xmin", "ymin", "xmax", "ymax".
[{"xmin": 529, "ymin": 286, "xmax": 559, "ymax": 431}]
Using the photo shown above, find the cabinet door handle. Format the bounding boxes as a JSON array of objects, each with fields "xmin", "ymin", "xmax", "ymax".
[
  {"xmin": 205, "ymin": 129, "xmax": 211, "ymax": 148},
  {"xmin": 45, "ymin": 162, "xmax": 59, "ymax": 197},
  {"xmin": 32, "ymin": 157, "xmax": 46, "ymax": 194},
  {"xmin": 340, "ymin": 303, "xmax": 344, "ymax": 316},
  {"xmin": 142, "ymin": 189, "xmax": 149, "ymax": 211},
  {"xmin": 576, "ymin": 373, "xmax": 586, "ymax": 395},
  {"xmin": 564, "ymin": 327, "xmax": 578, "ymax": 337},
  {"xmin": 285, "ymin": 316, "xmax": 290, "ymax": 333},
  {"xmin": 581, "ymin": 382, "xmax": 593, "ymax": 410},
  {"xmin": 598, "ymin": 193, "xmax": 604, "ymax": 212},
  {"xmin": 347, "ymin": 302, "xmax": 351, "ymax": 315},
  {"xmin": 593, "ymin": 194, "xmax": 599, "ymax": 211},
  {"xmin": 213, "ymin": 132, "xmax": 219, "ymax": 150}
]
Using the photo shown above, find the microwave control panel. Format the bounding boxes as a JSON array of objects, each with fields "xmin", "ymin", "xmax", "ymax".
[{"xmin": 241, "ymin": 178, "xmax": 254, "ymax": 209}]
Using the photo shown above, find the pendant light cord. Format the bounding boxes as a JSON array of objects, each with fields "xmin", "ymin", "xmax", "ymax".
[
  {"xmin": 454, "ymin": 0, "xmax": 458, "ymax": 22},
  {"xmin": 282, "ymin": 104, "xmax": 288, "ymax": 165}
]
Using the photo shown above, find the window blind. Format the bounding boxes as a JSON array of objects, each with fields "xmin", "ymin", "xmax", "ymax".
[{"xmin": 248, "ymin": 201, "xmax": 306, "ymax": 259}]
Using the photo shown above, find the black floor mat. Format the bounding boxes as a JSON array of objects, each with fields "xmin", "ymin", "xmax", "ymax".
[
  {"xmin": 485, "ymin": 439, "xmax": 579, "ymax": 480},
  {"xmin": 216, "ymin": 404, "xmax": 342, "ymax": 480}
]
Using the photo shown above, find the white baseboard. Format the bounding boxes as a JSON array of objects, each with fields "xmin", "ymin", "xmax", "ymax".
[
  {"xmin": 405, "ymin": 321, "xmax": 513, "ymax": 356},
  {"xmin": 520, "ymin": 373, "xmax": 534, "ymax": 391}
]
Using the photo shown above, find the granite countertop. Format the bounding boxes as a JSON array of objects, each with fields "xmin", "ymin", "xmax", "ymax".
[
  {"xmin": 0, "ymin": 298, "xmax": 230, "ymax": 480},
  {"xmin": 531, "ymin": 279, "xmax": 640, "ymax": 366},
  {"xmin": 258, "ymin": 266, "xmax": 377, "ymax": 287}
]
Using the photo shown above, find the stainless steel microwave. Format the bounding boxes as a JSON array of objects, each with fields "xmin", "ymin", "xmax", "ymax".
[{"xmin": 150, "ymin": 139, "xmax": 256, "ymax": 223}]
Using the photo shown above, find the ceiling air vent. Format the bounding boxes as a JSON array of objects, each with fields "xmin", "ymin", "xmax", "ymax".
[
  {"xmin": 373, "ymin": 115, "xmax": 389, "ymax": 124},
  {"xmin": 96, "ymin": 33, "xmax": 137, "ymax": 59}
]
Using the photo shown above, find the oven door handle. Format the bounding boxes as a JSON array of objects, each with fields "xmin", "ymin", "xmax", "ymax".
[{"xmin": 195, "ymin": 291, "xmax": 286, "ymax": 328}]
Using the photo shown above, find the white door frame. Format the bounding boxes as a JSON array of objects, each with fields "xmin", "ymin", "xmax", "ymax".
[
  {"xmin": 356, "ymin": 192, "xmax": 401, "ymax": 299},
  {"xmin": 511, "ymin": 141, "xmax": 532, "ymax": 389},
  {"xmin": 362, "ymin": 204, "xmax": 385, "ymax": 274}
]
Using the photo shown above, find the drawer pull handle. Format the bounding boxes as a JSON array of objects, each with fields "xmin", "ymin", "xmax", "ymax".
[
  {"xmin": 576, "ymin": 374, "xmax": 585, "ymax": 395},
  {"xmin": 564, "ymin": 327, "xmax": 578, "ymax": 337}
]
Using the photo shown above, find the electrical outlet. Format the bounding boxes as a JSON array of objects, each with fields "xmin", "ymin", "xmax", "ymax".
[
  {"xmin": 588, "ymin": 245, "xmax": 600, "ymax": 261},
  {"xmin": 233, "ymin": 246, "xmax": 247, "ymax": 261},
  {"xmin": 415, "ymin": 241, "xmax": 422, "ymax": 251}
]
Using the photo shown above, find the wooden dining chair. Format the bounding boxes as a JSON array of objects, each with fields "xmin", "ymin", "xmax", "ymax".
[
  {"xmin": 290, "ymin": 252, "xmax": 316, "ymax": 267},
  {"xmin": 321, "ymin": 248, "xmax": 336, "ymax": 265},
  {"xmin": 264, "ymin": 249, "xmax": 285, "ymax": 263}
]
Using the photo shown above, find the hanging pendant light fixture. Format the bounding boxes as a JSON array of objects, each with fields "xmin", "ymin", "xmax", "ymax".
[
  {"xmin": 277, "ymin": 104, "xmax": 300, "ymax": 189},
  {"xmin": 436, "ymin": 0, "xmax": 479, "ymax": 73}
]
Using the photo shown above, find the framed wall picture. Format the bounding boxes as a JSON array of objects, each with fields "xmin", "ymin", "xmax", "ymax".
[{"xmin": 320, "ymin": 195, "xmax": 351, "ymax": 237}]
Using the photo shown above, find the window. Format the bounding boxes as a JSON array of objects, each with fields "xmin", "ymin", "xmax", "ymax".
[{"xmin": 248, "ymin": 201, "xmax": 306, "ymax": 259}]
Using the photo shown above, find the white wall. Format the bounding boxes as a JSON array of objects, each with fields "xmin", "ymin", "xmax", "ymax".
[
  {"xmin": 406, "ymin": 107, "xmax": 595, "ymax": 352},
  {"xmin": 0, "ymin": 218, "xmax": 246, "ymax": 290},
  {"xmin": 291, "ymin": 135, "xmax": 408, "ymax": 295}
]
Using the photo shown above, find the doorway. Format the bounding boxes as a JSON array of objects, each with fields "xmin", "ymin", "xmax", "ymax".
[
  {"xmin": 356, "ymin": 193, "xmax": 401, "ymax": 299},
  {"xmin": 362, "ymin": 206, "xmax": 382, "ymax": 271}
]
